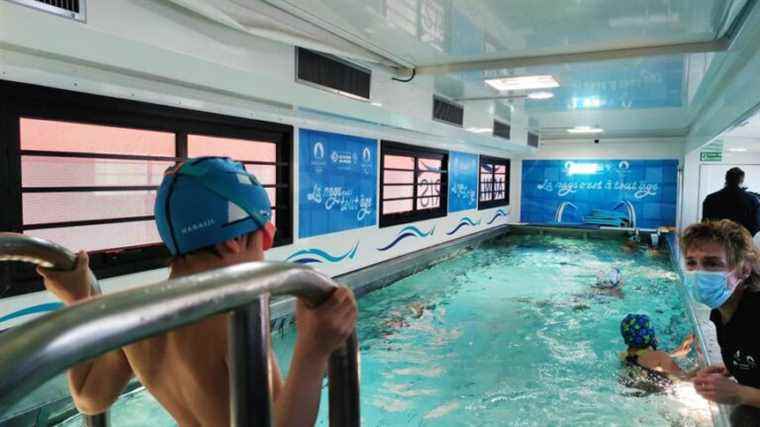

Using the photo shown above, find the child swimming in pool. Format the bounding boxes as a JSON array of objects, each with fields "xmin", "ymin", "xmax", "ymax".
[
  {"xmin": 592, "ymin": 267, "xmax": 624, "ymax": 298},
  {"xmin": 619, "ymin": 314, "xmax": 696, "ymax": 392}
]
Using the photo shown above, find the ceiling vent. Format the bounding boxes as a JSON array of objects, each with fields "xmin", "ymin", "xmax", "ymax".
[
  {"xmin": 6, "ymin": 0, "xmax": 85, "ymax": 21},
  {"xmin": 493, "ymin": 120, "xmax": 511, "ymax": 140},
  {"xmin": 433, "ymin": 95, "xmax": 464, "ymax": 127},
  {"xmin": 528, "ymin": 132, "xmax": 540, "ymax": 148},
  {"xmin": 296, "ymin": 47, "xmax": 371, "ymax": 100}
]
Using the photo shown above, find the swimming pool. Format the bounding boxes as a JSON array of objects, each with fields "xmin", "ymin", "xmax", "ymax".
[{"xmin": 57, "ymin": 233, "xmax": 712, "ymax": 426}]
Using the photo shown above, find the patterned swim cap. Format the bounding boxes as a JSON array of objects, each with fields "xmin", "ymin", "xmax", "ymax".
[{"xmin": 620, "ymin": 314, "xmax": 658, "ymax": 349}]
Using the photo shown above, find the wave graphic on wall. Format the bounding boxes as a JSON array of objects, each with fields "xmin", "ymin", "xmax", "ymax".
[
  {"xmin": 446, "ymin": 217, "xmax": 481, "ymax": 236},
  {"xmin": 486, "ymin": 209, "xmax": 509, "ymax": 225},
  {"xmin": 0, "ymin": 302, "xmax": 63, "ymax": 326},
  {"xmin": 285, "ymin": 242, "xmax": 360, "ymax": 265},
  {"xmin": 377, "ymin": 226, "xmax": 436, "ymax": 252}
]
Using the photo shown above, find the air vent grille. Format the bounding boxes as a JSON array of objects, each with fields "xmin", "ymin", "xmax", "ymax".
[
  {"xmin": 7, "ymin": 0, "xmax": 85, "ymax": 21},
  {"xmin": 296, "ymin": 47, "xmax": 371, "ymax": 100},
  {"xmin": 433, "ymin": 96, "xmax": 464, "ymax": 127},
  {"xmin": 528, "ymin": 132, "xmax": 540, "ymax": 148},
  {"xmin": 494, "ymin": 120, "xmax": 511, "ymax": 140}
]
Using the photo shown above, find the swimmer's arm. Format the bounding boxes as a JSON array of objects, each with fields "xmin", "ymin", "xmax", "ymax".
[
  {"xmin": 68, "ymin": 349, "xmax": 133, "ymax": 414},
  {"xmin": 36, "ymin": 252, "xmax": 134, "ymax": 413},
  {"xmin": 274, "ymin": 345, "xmax": 329, "ymax": 427},
  {"xmin": 650, "ymin": 351, "xmax": 688, "ymax": 379},
  {"xmin": 738, "ymin": 385, "xmax": 760, "ymax": 408},
  {"xmin": 669, "ymin": 334, "xmax": 696, "ymax": 359}
]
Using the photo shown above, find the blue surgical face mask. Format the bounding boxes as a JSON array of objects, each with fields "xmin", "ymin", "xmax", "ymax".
[{"xmin": 684, "ymin": 271, "xmax": 739, "ymax": 309}]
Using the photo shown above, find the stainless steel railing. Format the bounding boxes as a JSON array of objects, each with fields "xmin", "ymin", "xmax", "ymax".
[{"xmin": 0, "ymin": 233, "xmax": 360, "ymax": 427}]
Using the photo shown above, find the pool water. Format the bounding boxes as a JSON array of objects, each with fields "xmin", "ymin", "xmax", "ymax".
[{"xmin": 60, "ymin": 234, "xmax": 712, "ymax": 426}]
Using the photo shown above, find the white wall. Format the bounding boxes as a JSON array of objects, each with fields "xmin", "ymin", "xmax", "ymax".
[
  {"xmin": 528, "ymin": 138, "xmax": 685, "ymax": 160},
  {"xmin": 680, "ymin": 149, "xmax": 760, "ymax": 228},
  {"xmin": 0, "ymin": 0, "xmax": 531, "ymax": 158}
]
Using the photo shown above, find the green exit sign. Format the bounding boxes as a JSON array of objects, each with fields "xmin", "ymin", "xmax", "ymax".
[{"xmin": 701, "ymin": 152, "xmax": 723, "ymax": 162}]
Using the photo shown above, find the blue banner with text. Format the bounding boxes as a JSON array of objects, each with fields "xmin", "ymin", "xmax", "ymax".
[
  {"xmin": 299, "ymin": 129, "xmax": 377, "ymax": 238},
  {"xmin": 448, "ymin": 152, "xmax": 478, "ymax": 212},
  {"xmin": 521, "ymin": 159, "xmax": 678, "ymax": 229}
]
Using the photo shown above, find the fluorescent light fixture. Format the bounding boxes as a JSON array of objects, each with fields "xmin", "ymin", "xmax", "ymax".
[
  {"xmin": 568, "ymin": 162, "xmax": 601, "ymax": 175},
  {"xmin": 728, "ymin": 147, "xmax": 748, "ymax": 152},
  {"xmin": 371, "ymin": 102, "xmax": 383, "ymax": 107},
  {"xmin": 528, "ymin": 91, "xmax": 555, "ymax": 100},
  {"xmin": 466, "ymin": 127, "xmax": 492, "ymax": 134},
  {"xmin": 485, "ymin": 75, "xmax": 559, "ymax": 92},
  {"xmin": 567, "ymin": 126, "xmax": 604, "ymax": 134}
]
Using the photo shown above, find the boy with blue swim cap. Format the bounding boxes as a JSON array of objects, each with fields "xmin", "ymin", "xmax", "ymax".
[{"xmin": 37, "ymin": 157, "xmax": 357, "ymax": 426}]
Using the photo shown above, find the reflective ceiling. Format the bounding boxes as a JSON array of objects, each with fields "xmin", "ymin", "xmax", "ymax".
[
  {"xmin": 265, "ymin": 0, "xmax": 750, "ymax": 139},
  {"xmin": 268, "ymin": 0, "xmax": 744, "ymax": 65}
]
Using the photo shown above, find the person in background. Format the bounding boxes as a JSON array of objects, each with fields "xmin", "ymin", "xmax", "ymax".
[
  {"xmin": 38, "ymin": 157, "xmax": 357, "ymax": 427},
  {"xmin": 702, "ymin": 167, "xmax": 760, "ymax": 236},
  {"xmin": 593, "ymin": 267, "xmax": 624, "ymax": 298},
  {"xmin": 681, "ymin": 220, "xmax": 760, "ymax": 423},
  {"xmin": 619, "ymin": 313, "xmax": 696, "ymax": 392}
]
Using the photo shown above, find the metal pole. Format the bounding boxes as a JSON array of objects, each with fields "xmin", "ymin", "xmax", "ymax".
[
  {"xmin": 229, "ymin": 294, "xmax": 273, "ymax": 427},
  {"xmin": 83, "ymin": 413, "xmax": 109, "ymax": 427},
  {"xmin": 328, "ymin": 331, "xmax": 361, "ymax": 427}
]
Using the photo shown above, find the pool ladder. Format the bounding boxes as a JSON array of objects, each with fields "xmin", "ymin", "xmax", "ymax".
[{"xmin": 0, "ymin": 233, "xmax": 361, "ymax": 427}]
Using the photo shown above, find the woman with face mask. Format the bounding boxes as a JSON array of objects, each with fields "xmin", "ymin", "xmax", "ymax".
[{"xmin": 681, "ymin": 220, "xmax": 760, "ymax": 417}]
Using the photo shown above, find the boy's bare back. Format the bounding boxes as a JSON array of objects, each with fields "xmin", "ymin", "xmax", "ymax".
[{"xmin": 123, "ymin": 315, "xmax": 233, "ymax": 426}]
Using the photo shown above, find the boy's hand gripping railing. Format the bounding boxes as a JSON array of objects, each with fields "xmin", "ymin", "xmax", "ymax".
[{"xmin": 0, "ymin": 233, "xmax": 361, "ymax": 427}]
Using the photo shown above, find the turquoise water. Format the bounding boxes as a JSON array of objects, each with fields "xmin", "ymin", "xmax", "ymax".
[{"xmin": 59, "ymin": 234, "xmax": 712, "ymax": 426}]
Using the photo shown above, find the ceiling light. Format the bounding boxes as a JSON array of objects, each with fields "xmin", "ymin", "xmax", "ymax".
[
  {"xmin": 485, "ymin": 75, "xmax": 560, "ymax": 92},
  {"xmin": 528, "ymin": 91, "xmax": 555, "ymax": 100},
  {"xmin": 568, "ymin": 163, "xmax": 601, "ymax": 175},
  {"xmin": 371, "ymin": 102, "xmax": 383, "ymax": 107},
  {"xmin": 728, "ymin": 147, "xmax": 748, "ymax": 152},
  {"xmin": 567, "ymin": 126, "xmax": 604, "ymax": 134},
  {"xmin": 466, "ymin": 127, "xmax": 492, "ymax": 134}
]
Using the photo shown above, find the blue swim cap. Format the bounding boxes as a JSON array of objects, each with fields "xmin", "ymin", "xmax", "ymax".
[
  {"xmin": 620, "ymin": 314, "xmax": 658, "ymax": 349},
  {"xmin": 155, "ymin": 157, "xmax": 273, "ymax": 256}
]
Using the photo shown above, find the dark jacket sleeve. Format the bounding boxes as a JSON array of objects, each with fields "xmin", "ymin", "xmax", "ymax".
[{"xmin": 748, "ymin": 196, "xmax": 760, "ymax": 236}]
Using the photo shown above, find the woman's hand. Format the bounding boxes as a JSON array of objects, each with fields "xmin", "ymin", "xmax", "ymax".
[
  {"xmin": 696, "ymin": 364, "xmax": 730, "ymax": 378},
  {"xmin": 37, "ymin": 251, "xmax": 94, "ymax": 305},
  {"xmin": 694, "ymin": 373, "xmax": 744, "ymax": 404}
]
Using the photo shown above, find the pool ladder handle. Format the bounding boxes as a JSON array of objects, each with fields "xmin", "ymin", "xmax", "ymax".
[{"xmin": 0, "ymin": 233, "xmax": 360, "ymax": 427}]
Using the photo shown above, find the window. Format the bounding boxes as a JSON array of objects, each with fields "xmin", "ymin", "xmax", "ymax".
[
  {"xmin": 296, "ymin": 47, "xmax": 371, "ymax": 100},
  {"xmin": 432, "ymin": 95, "xmax": 464, "ymax": 127},
  {"xmin": 0, "ymin": 81, "xmax": 293, "ymax": 297},
  {"xmin": 478, "ymin": 156, "xmax": 510, "ymax": 210},
  {"xmin": 380, "ymin": 141, "xmax": 448, "ymax": 227},
  {"xmin": 494, "ymin": 120, "xmax": 511, "ymax": 140}
]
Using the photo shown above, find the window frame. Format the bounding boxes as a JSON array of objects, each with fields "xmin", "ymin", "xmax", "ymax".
[
  {"xmin": 478, "ymin": 155, "xmax": 510, "ymax": 210},
  {"xmin": 380, "ymin": 140, "xmax": 448, "ymax": 227},
  {"xmin": 0, "ymin": 80, "xmax": 293, "ymax": 297}
]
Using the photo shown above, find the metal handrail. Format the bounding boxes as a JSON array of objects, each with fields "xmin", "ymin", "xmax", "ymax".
[
  {"xmin": 0, "ymin": 234, "xmax": 360, "ymax": 426},
  {"xmin": 0, "ymin": 232, "xmax": 77, "ymax": 269}
]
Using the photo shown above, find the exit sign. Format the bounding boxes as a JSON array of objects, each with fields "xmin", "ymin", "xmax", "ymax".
[{"xmin": 700, "ymin": 152, "xmax": 723, "ymax": 162}]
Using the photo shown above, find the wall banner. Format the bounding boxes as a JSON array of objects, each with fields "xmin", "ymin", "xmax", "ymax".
[
  {"xmin": 448, "ymin": 151, "xmax": 478, "ymax": 212},
  {"xmin": 521, "ymin": 159, "xmax": 678, "ymax": 229},
  {"xmin": 299, "ymin": 129, "xmax": 377, "ymax": 238}
]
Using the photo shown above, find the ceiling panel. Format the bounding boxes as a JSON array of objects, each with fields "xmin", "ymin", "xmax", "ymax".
[{"xmin": 266, "ymin": 0, "xmax": 742, "ymax": 66}]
